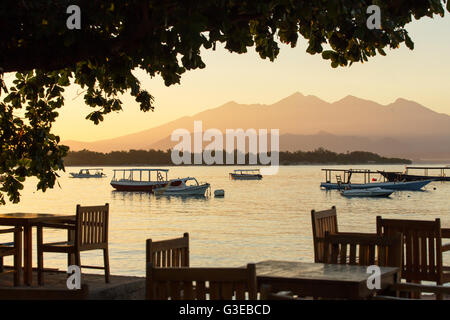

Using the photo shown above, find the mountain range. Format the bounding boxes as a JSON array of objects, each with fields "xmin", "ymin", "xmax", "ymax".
[{"xmin": 63, "ymin": 92, "xmax": 450, "ymax": 161}]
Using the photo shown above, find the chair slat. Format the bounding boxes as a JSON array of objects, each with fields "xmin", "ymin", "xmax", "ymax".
[
  {"xmin": 196, "ymin": 281, "xmax": 207, "ymax": 300},
  {"xmin": 183, "ymin": 281, "xmax": 194, "ymax": 300},
  {"xmin": 324, "ymin": 232, "xmax": 402, "ymax": 269}
]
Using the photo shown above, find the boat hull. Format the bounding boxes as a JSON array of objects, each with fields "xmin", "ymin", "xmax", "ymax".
[
  {"xmin": 320, "ymin": 180, "xmax": 432, "ymax": 191},
  {"xmin": 341, "ymin": 188, "xmax": 394, "ymax": 198},
  {"xmin": 379, "ymin": 171, "xmax": 450, "ymax": 182},
  {"xmin": 110, "ymin": 181, "xmax": 167, "ymax": 192},
  {"xmin": 158, "ymin": 183, "xmax": 210, "ymax": 196},
  {"xmin": 70, "ymin": 173, "xmax": 105, "ymax": 178}
]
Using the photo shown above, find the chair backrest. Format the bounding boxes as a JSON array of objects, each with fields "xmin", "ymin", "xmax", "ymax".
[
  {"xmin": 311, "ymin": 206, "xmax": 338, "ymax": 262},
  {"xmin": 76, "ymin": 203, "xmax": 109, "ymax": 250},
  {"xmin": 146, "ymin": 233, "xmax": 189, "ymax": 268},
  {"xmin": 323, "ymin": 232, "xmax": 403, "ymax": 268},
  {"xmin": 0, "ymin": 285, "xmax": 89, "ymax": 300},
  {"xmin": 146, "ymin": 264, "xmax": 257, "ymax": 300},
  {"xmin": 376, "ymin": 216, "xmax": 443, "ymax": 283}
]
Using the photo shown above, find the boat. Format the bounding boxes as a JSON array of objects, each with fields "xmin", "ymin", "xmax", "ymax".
[
  {"xmin": 110, "ymin": 169, "xmax": 169, "ymax": 192},
  {"xmin": 320, "ymin": 168, "xmax": 432, "ymax": 191},
  {"xmin": 214, "ymin": 189, "xmax": 225, "ymax": 197},
  {"xmin": 154, "ymin": 177, "xmax": 210, "ymax": 196},
  {"xmin": 379, "ymin": 166, "xmax": 450, "ymax": 182},
  {"xmin": 341, "ymin": 187, "xmax": 394, "ymax": 198},
  {"xmin": 229, "ymin": 169, "xmax": 262, "ymax": 180},
  {"xmin": 69, "ymin": 168, "xmax": 106, "ymax": 178}
]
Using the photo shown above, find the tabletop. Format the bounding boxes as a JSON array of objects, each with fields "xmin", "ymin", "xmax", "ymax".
[
  {"xmin": 0, "ymin": 213, "xmax": 75, "ymax": 225},
  {"xmin": 254, "ymin": 260, "xmax": 399, "ymax": 282},
  {"xmin": 253, "ymin": 260, "xmax": 400, "ymax": 299}
]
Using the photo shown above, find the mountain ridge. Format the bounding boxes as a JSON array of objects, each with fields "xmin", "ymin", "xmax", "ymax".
[{"xmin": 62, "ymin": 93, "xmax": 450, "ymax": 160}]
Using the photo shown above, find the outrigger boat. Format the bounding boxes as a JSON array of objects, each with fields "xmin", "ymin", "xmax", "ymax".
[
  {"xmin": 110, "ymin": 169, "xmax": 169, "ymax": 192},
  {"xmin": 320, "ymin": 168, "xmax": 432, "ymax": 191},
  {"xmin": 154, "ymin": 177, "xmax": 210, "ymax": 196},
  {"xmin": 229, "ymin": 169, "xmax": 262, "ymax": 180},
  {"xmin": 341, "ymin": 187, "xmax": 394, "ymax": 198},
  {"xmin": 70, "ymin": 168, "xmax": 106, "ymax": 178},
  {"xmin": 379, "ymin": 166, "xmax": 450, "ymax": 182}
]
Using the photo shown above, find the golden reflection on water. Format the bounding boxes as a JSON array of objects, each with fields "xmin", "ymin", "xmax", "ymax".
[{"xmin": 0, "ymin": 165, "xmax": 449, "ymax": 276}]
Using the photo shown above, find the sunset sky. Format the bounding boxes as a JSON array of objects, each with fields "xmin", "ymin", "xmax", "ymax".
[{"xmin": 5, "ymin": 14, "xmax": 450, "ymax": 142}]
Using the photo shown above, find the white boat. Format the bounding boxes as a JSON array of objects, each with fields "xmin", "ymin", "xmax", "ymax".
[
  {"xmin": 154, "ymin": 177, "xmax": 210, "ymax": 196},
  {"xmin": 341, "ymin": 187, "xmax": 394, "ymax": 198},
  {"xmin": 229, "ymin": 169, "xmax": 262, "ymax": 180},
  {"xmin": 70, "ymin": 168, "xmax": 106, "ymax": 178}
]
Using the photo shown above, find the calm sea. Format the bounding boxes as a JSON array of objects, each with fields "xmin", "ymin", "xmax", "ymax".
[{"xmin": 1, "ymin": 165, "xmax": 449, "ymax": 277}]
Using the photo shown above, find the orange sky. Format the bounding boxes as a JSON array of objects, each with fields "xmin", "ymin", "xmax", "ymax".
[{"xmin": 3, "ymin": 14, "xmax": 450, "ymax": 142}]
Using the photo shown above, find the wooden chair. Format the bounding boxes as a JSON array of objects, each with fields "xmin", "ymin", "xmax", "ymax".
[
  {"xmin": 0, "ymin": 284, "xmax": 89, "ymax": 300},
  {"xmin": 376, "ymin": 216, "xmax": 450, "ymax": 285},
  {"xmin": 145, "ymin": 233, "xmax": 190, "ymax": 299},
  {"xmin": 311, "ymin": 206, "xmax": 338, "ymax": 263},
  {"xmin": 37, "ymin": 204, "xmax": 110, "ymax": 285},
  {"xmin": 374, "ymin": 282, "xmax": 450, "ymax": 300},
  {"xmin": 146, "ymin": 263, "xmax": 257, "ymax": 300},
  {"xmin": 323, "ymin": 232, "xmax": 403, "ymax": 268},
  {"xmin": 0, "ymin": 227, "xmax": 22, "ymax": 286},
  {"xmin": 260, "ymin": 284, "xmax": 298, "ymax": 300},
  {"xmin": 146, "ymin": 233, "xmax": 189, "ymax": 268}
]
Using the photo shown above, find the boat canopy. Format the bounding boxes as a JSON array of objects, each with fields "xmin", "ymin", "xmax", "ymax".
[
  {"xmin": 321, "ymin": 168, "xmax": 386, "ymax": 184},
  {"xmin": 112, "ymin": 169, "xmax": 169, "ymax": 172},
  {"xmin": 112, "ymin": 168, "xmax": 169, "ymax": 182},
  {"xmin": 405, "ymin": 166, "xmax": 450, "ymax": 176},
  {"xmin": 233, "ymin": 169, "xmax": 260, "ymax": 173}
]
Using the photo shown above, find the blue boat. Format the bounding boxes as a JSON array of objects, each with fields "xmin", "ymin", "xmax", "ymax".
[{"xmin": 320, "ymin": 168, "xmax": 433, "ymax": 191}]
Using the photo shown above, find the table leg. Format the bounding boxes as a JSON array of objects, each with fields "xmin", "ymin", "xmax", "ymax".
[
  {"xmin": 68, "ymin": 229, "xmax": 75, "ymax": 266},
  {"xmin": 23, "ymin": 225, "xmax": 32, "ymax": 286}
]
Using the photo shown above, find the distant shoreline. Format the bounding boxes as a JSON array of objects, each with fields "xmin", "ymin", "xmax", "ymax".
[
  {"xmin": 64, "ymin": 163, "xmax": 411, "ymax": 167},
  {"xmin": 63, "ymin": 148, "xmax": 411, "ymax": 167}
]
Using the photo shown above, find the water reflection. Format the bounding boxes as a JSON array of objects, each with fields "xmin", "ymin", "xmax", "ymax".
[
  {"xmin": 155, "ymin": 194, "xmax": 209, "ymax": 202},
  {"xmin": 1, "ymin": 164, "xmax": 449, "ymax": 277},
  {"xmin": 111, "ymin": 191, "xmax": 153, "ymax": 202}
]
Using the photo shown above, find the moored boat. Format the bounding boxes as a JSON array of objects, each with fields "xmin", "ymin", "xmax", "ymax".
[
  {"xmin": 320, "ymin": 168, "xmax": 432, "ymax": 191},
  {"xmin": 110, "ymin": 169, "xmax": 169, "ymax": 192},
  {"xmin": 321, "ymin": 179, "xmax": 432, "ymax": 191},
  {"xmin": 70, "ymin": 168, "xmax": 106, "ymax": 178},
  {"xmin": 341, "ymin": 187, "xmax": 394, "ymax": 198},
  {"xmin": 379, "ymin": 166, "xmax": 450, "ymax": 182},
  {"xmin": 154, "ymin": 177, "xmax": 210, "ymax": 196},
  {"xmin": 229, "ymin": 169, "xmax": 262, "ymax": 180}
]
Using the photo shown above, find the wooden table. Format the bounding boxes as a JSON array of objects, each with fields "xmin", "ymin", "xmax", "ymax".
[
  {"xmin": 254, "ymin": 260, "xmax": 400, "ymax": 299},
  {"xmin": 0, "ymin": 213, "xmax": 75, "ymax": 286}
]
